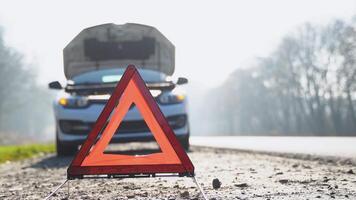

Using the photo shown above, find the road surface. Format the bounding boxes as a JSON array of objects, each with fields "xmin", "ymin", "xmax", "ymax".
[
  {"xmin": 0, "ymin": 142, "xmax": 355, "ymax": 199},
  {"xmin": 191, "ymin": 136, "xmax": 356, "ymax": 159}
]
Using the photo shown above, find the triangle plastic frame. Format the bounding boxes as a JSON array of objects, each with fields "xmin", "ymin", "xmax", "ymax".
[{"xmin": 67, "ymin": 65, "xmax": 194, "ymax": 179}]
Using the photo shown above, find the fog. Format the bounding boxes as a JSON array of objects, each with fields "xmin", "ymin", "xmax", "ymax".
[
  {"xmin": 0, "ymin": 1, "xmax": 356, "ymax": 144},
  {"xmin": 190, "ymin": 17, "xmax": 356, "ymax": 136},
  {"xmin": 0, "ymin": 30, "xmax": 53, "ymax": 144}
]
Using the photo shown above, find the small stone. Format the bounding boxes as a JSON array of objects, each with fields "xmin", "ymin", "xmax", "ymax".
[
  {"xmin": 180, "ymin": 191, "xmax": 189, "ymax": 198},
  {"xmin": 279, "ymin": 179, "xmax": 289, "ymax": 184},
  {"xmin": 323, "ymin": 177, "xmax": 330, "ymax": 182},
  {"xmin": 212, "ymin": 178, "xmax": 221, "ymax": 189},
  {"xmin": 302, "ymin": 164, "xmax": 312, "ymax": 169},
  {"xmin": 292, "ymin": 164, "xmax": 299, "ymax": 168},
  {"xmin": 235, "ymin": 183, "xmax": 248, "ymax": 188},
  {"xmin": 347, "ymin": 169, "xmax": 354, "ymax": 174}
]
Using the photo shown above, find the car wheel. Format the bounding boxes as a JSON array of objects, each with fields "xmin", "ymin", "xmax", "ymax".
[
  {"xmin": 179, "ymin": 135, "xmax": 190, "ymax": 151},
  {"xmin": 56, "ymin": 133, "xmax": 78, "ymax": 157}
]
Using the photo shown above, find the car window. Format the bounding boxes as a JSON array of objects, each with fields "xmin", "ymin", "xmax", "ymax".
[{"xmin": 72, "ymin": 68, "xmax": 168, "ymax": 84}]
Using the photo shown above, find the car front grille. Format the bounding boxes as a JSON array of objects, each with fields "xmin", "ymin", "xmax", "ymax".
[{"xmin": 59, "ymin": 114, "xmax": 187, "ymax": 135}]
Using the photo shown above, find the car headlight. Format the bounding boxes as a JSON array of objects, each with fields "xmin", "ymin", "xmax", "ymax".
[
  {"xmin": 158, "ymin": 92, "xmax": 185, "ymax": 104},
  {"xmin": 58, "ymin": 96, "xmax": 89, "ymax": 108}
]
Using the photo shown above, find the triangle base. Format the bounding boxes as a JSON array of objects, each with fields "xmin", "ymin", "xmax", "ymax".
[{"xmin": 68, "ymin": 164, "xmax": 194, "ymax": 179}]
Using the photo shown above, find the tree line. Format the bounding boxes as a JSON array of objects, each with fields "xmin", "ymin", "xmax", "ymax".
[
  {"xmin": 201, "ymin": 18, "xmax": 356, "ymax": 136},
  {"xmin": 0, "ymin": 27, "xmax": 52, "ymax": 144}
]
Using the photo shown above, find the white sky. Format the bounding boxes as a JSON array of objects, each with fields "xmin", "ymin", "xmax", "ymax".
[{"xmin": 0, "ymin": 0, "xmax": 355, "ymax": 88}]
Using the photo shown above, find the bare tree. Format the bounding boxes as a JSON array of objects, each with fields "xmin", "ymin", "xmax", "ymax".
[{"xmin": 203, "ymin": 17, "xmax": 356, "ymax": 136}]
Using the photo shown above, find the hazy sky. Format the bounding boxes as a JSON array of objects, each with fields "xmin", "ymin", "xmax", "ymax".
[{"xmin": 0, "ymin": 0, "xmax": 355, "ymax": 88}]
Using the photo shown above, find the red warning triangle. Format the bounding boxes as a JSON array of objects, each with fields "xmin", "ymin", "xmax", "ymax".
[{"xmin": 67, "ymin": 65, "xmax": 194, "ymax": 178}]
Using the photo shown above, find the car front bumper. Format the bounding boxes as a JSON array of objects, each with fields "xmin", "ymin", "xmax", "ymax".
[{"xmin": 54, "ymin": 102, "xmax": 189, "ymax": 145}]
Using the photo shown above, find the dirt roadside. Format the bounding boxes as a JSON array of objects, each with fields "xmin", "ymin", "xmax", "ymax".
[{"xmin": 0, "ymin": 145, "xmax": 355, "ymax": 200}]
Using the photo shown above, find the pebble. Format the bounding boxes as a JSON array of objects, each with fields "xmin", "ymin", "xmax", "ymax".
[
  {"xmin": 212, "ymin": 178, "xmax": 221, "ymax": 189},
  {"xmin": 279, "ymin": 179, "xmax": 289, "ymax": 184},
  {"xmin": 141, "ymin": 192, "xmax": 148, "ymax": 197},
  {"xmin": 323, "ymin": 177, "xmax": 330, "ymax": 182},
  {"xmin": 235, "ymin": 183, "xmax": 248, "ymax": 188},
  {"xmin": 180, "ymin": 191, "xmax": 189, "ymax": 198},
  {"xmin": 302, "ymin": 164, "xmax": 312, "ymax": 169}
]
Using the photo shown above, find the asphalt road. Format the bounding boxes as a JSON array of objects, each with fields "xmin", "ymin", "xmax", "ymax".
[
  {"xmin": 1, "ymin": 142, "xmax": 356, "ymax": 199},
  {"xmin": 190, "ymin": 136, "xmax": 356, "ymax": 158}
]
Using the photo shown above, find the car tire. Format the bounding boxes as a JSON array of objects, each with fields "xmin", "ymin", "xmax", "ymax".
[
  {"xmin": 56, "ymin": 133, "xmax": 78, "ymax": 157},
  {"xmin": 179, "ymin": 135, "xmax": 190, "ymax": 151}
]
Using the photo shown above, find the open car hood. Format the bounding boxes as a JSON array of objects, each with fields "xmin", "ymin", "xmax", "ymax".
[{"xmin": 63, "ymin": 23, "xmax": 175, "ymax": 79}]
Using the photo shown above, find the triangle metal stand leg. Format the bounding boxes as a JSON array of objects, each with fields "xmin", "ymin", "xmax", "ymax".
[
  {"xmin": 192, "ymin": 176, "xmax": 208, "ymax": 200},
  {"xmin": 67, "ymin": 179, "xmax": 70, "ymax": 199},
  {"xmin": 43, "ymin": 176, "xmax": 207, "ymax": 199},
  {"xmin": 43, "ymin": 179, "xmax": 69, "ymax": 200}
]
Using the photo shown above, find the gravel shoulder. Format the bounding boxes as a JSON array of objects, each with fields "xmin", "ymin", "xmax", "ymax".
[{"xmin": 0, "ymin": 144, "xmax": 356, "ymax": 199}]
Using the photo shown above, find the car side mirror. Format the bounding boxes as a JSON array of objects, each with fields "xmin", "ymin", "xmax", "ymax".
[
  {"xmin": 48, "ymin": 81, "xmax": 62, "ymax": 89},
  {"xmin": 177, "ymin": 77, "xmax": 188, "ymax": 85}
]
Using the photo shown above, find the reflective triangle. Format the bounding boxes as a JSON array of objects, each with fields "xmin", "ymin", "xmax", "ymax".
[{"xmin": 67, "ymin": 65, "xmax": 194, "ymax": 178}]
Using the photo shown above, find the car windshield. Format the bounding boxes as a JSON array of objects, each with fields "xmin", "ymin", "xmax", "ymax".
[{"xmin": 71, "ymin": 68, "xmax": 168, "ymax": 85}]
